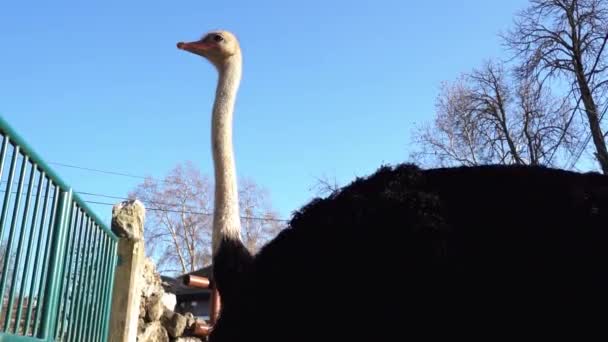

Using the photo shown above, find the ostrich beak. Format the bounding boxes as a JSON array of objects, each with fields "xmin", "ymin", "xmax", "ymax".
[{"xmin": 177, "ymin": 40, "xmax": 214, "ymax": 56}]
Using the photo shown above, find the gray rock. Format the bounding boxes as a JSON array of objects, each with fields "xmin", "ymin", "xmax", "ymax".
[
  {"xmin": 162, "ymin": 292, "xmax": 177, "ymax": 312},
  {"xmin": 111, "ymin": 199, "xmax": 145, "ymax": 240},
  {"xmin": 139, "ymin": 321, "xmax": 169, "ymax": 342},
  {"xmin": 140, "ymin": 297, "xmax": 147, "ymax": 319},
  {"xmin": 146, "ymin": 293, "xmax": 164, "ymax": 322},
  {"xmin": 183, "ymin": 312, "xmax": 196, "ymax": 330},
  {"xmin": 173, "ymin": 337, "xmax": 204, "ymax": 342},
  {"xmin": 141, "ymin": 257, "xmax": 164, "ymax": 298},
  {"xmin": 161, "ymin": 309, "xmax": 188, "ymax": 338},
  {"xmin": 138, "ymin": 318, "xmax": 146, "ymax": 334}
]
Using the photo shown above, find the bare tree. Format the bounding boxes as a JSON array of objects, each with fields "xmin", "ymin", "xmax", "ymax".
[
  {"xmin": 129, "ymin": 162, "xmax": 283, "ymax": 275},
  {"xmin": 504, "ymin": 0, "xmax": 608, "ymax": 173},
  {"xmin": 129, "ymin": 162, "xmax": 213, "ymax": 275},
  {"xmin": 309, "ymin": 174, "xmax": 341, "ymax": 197},
  {"xmin": 411, "ymin": 61, "xmax": 578, "ymax": 167},
  {"xmin": 238, "ymin": 178, "xmax": 284, "ymax": 253}
]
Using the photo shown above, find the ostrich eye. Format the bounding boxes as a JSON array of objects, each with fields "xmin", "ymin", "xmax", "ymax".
[{"xmin": 213, "ymin": 35, "xmax": 224, "ymax": 42}]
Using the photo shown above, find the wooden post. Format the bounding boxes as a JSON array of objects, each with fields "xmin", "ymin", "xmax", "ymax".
[{"xmin": 108, "ymin": 199, "xmax": 146, "ymax": 342}]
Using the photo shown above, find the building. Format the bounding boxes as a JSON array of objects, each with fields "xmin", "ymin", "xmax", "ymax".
[{"xmin": 161, "ymin": 265, "xmax": 213, "ymax": 320}]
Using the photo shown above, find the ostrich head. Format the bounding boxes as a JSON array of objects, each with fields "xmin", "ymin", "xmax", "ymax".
[{"xmin": 177, "ymin": 30, "xmax": 241, "ymax": 68}]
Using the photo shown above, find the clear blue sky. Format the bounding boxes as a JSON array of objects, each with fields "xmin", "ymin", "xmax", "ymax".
[{"xmin": 0, "ymin": 0, "xmax": 530, "ymax": 223}]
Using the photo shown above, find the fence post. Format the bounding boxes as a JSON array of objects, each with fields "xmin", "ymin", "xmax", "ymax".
[{"xmin": 108, "ymin": 199, "xmax": 146, "ymax": 342}]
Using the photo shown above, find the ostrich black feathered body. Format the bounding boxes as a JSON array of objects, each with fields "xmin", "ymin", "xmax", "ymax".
[{"xmin": 210, "ymin": 164, "xmax": 608, "ymax": 341}]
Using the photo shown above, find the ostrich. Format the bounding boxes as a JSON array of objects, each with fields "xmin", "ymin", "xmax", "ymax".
[{"xmin": 177, "ymin": 31, "xmax": 608, "ymax": 341}]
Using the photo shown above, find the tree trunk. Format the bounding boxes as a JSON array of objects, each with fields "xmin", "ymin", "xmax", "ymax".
[
  {"xmin": 568, "ymin": 4, "xmax": 608, "ymax": 174},
  {"xmin": 574, "ymin": 58, "xmax": 608, "ymax": 173}
]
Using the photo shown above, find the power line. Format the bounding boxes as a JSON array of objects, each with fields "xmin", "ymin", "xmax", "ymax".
[
  {"xmin": 0, "ymin": 188, "xmax": 290, "ymax": 223},
  {"xmin": 76, "ymin": 191, "xmax": 207, "ymax": 212},
  {"xmin": 47, "ymin": 161, "xmax": 148, "ymax": 180},
  {"xmin": 1, "ymin": 181, "xmax": 204, "ymax": 211},
  {"xmin": 0, "ymin": 161, "xmax": 291, "ymax": 222},
  {"xmin": 1, "ymin": 153, "xmax": 184, "ymax": 185},
  {"xmin": 76, "ymin": 191, "xmax": 126, "ymax": 201},
  {"xmin": 84, "ymin": 200, "xmax": 289, "ymax": 222},
  {"xmin": 47, "ymin": 161, "xmax": 190, "ymax": 186},
  {"xmin": 0, "ymin": 138, "xmax": 290, "ymax": 222}
]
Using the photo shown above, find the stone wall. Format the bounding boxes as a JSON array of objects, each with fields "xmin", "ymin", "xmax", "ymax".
[{"xmin": 138, "ymin": 258, "xmax": 206, "ymax": 342}]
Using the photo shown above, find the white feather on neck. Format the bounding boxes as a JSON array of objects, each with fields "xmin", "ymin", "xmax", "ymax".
[{"xmin": 211, "ymin": 52, "xmax": 243, "ymax": 255}]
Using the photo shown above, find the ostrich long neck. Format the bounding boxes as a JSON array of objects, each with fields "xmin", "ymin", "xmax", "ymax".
[{"xmin": 212, "ymin": 55, "xmax": 242, "ymax": 255}]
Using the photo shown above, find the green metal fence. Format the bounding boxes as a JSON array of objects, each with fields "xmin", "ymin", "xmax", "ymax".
[{"xmin": 0, "ymin": 116, "xmax": 118, "ymax": 342}]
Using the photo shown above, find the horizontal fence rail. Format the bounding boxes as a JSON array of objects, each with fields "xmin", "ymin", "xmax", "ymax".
[{"xmin": 0, "ymin": 116, "xmax": 118, "ymax": 342}]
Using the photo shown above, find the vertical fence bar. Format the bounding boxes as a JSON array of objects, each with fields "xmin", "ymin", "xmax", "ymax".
[
  {"xmin": 59, "ymin": 210, "xmax": 84, "ymax": 341},
  {"xmin": 23, "ymin": 176, "xmax": 51, "ymax": 335},
  {"xmin": 0, "ymin": 154, "xmax": 28, "ymax": 332},
  {"xmin": 0, "ymin": 146, "xmax": 20, "ymax": 261},
  {"xmin": 97, "ymin": 233, "xmax": 110, "ymax": 342},
  {"xmin": 54, "ymin": 203, "xmax": 79, "ymax": 341},
  {"xmin": 96, "ymin": 235, "xmax": 112, "ymax": 342},
  {"xmin": 84, "ymin": 227, "xmax": 100, "ymax": 340},
  {"xmin": 33, "ymin": 186, "xmax": 59, "ymax": 337},
  {"xmin": 0, "ymin": 136, "xmax": 8, "ymax": 332},
  {"xmin": 0, "ymin": 136, "xmax": 9, "ymax": 182},
  {"xmin": 101, "ymin": 240, "xmax": 117, "ymax": 342},
  {"xmin": 38, "ymin": 189, "xmax": 72, "ymax": 339},
  {"xmin": 67, "ymin": 216, "xmax": 91, "ymax": 342},
  {"xmin": 94, "ymin": 231, "xmax": 108, "ymax": 342},
  {"xmin": 92, "ymin": 234, "xmax": 108, "ymax": 342},
  {"xmin": 5, "ymin": 161, "xmax": 36, "ymax": 333},
  {"xmin": 75, "ymin": 218, "xmax": 95, "ymax": 342},
  {"xmin": 14, "ymin": 169, "xmax": 44, "ymax": 335},
  {"xmin": 0, "ymin": 146, "xmax": 18, "ymax": 242},
  {"xmin": 0, "ymin": 144, "xmax": 18, "ymax": 326}
]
